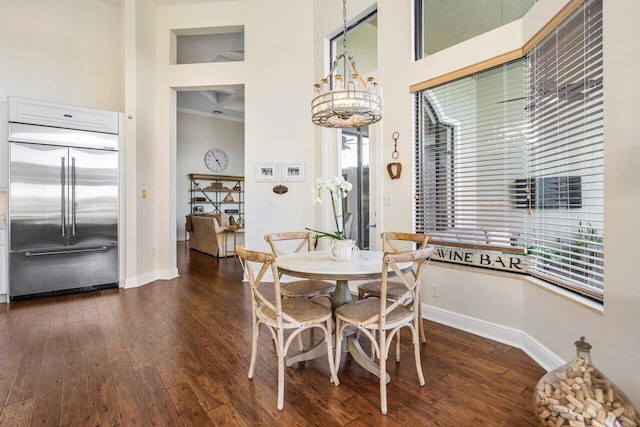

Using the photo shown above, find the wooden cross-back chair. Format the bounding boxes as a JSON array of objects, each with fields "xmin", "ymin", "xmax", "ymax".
[
  {"xmin": 236, "ymin": 245, "xmax": 339, "ymax": 411},
  {"xmin": 335, "ymin": 247, "xmax": 434, "ymax": 414},
  {"xmin": 264, "ymin": 231, "xmax": 335, "ymax": 301},
  {"xmin": 357, "ymin": 232, "xmax": 432, "ymax": 344}
]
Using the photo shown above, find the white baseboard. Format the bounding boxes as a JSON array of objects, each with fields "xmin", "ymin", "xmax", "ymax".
[
  {"xmin": 422, "ymin": 303, "xmax": 564, "ymax": 372},
  {"xmin": 123, "ymin": 268, "xmax": 179, "ymax": 289}
]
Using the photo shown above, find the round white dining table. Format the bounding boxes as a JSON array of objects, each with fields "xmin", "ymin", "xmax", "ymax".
[{"xmin": 276, "ymin": 250, "xmax": 412, "ymax": 381}]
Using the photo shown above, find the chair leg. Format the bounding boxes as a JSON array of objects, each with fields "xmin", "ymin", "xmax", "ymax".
[
  {"xmin": 248, "ymin": 320, "xmax": 259, "ymax": 379},
  {"xmin": 379, "ymin": 328, "xmax": 388, "ymax": 414},
  {"xmin": 276, "ymin": 327, "xmax": 285, "ymax": 411},
  {"xmin": 325, "ymin": 319, "xmax": 340, "ymax": 386},
  {"xmin": 395, "ymin": 330, "xmax": 401, "ymax": 363},
  {"xmin": 418, "ymin": 304, "xmax": 427, "ymax": 344},
  {"xmin": 334, "ymin": 318, "xmax": 344, "ymax": 375},
  {"xmin": 413, "ymin": 320, "xmax": 425, "ymax": 387}
]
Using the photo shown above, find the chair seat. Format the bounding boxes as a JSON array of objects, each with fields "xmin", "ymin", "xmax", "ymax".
[
  {"xmin": 258, "ymin": 298, "xmax": 332, "ymax": 327},
  {"xmin": 281, "ymin": 279, "xmax": 335, "ymax": 298},
  {"xmin": 335, "ymin": 297, "xmax": 412, "ymax": 328},
  {"xmin": 358, "ymin": 280, "xmax": 407, "ymax": 300}
]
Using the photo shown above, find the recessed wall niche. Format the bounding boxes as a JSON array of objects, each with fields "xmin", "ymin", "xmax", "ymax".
[{"xmin": 172, "ymin": 25, "xmax": 244, "ymax": 65}]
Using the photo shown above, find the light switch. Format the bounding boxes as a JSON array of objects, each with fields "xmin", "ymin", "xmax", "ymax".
[
  {"xmin": 383, "ymin": 195, "xmax": 392, "ymax": 206},
  {"xmin": 142, "ymin": 189, "xmax": 147, "ymax": 199},
  {"xmin": 266, "ymin": 198, "xmax": 276, "ymax": 206}
]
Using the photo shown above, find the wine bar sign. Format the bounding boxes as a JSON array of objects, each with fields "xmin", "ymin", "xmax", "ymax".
[{"xmin": 432, "ymin": 247, "xmax": 528, "ymax": 273}]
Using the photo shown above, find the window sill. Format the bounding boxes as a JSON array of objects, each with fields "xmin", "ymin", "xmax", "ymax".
[{"xmin": 522, "ymin": 275, "xmax": 604, "ymax": 315}]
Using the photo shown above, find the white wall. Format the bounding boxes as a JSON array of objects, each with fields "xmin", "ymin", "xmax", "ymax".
[
  {"xmin": 176, "ymin": 111, "xmax": 244, "ymax": 239},
  {"xmin": 0, "ymin": 0, "xmax": 122, "ymax": 110},
  {"xmin": 155, "ymin": 0, "xmax": 318, "ymax": 269}
]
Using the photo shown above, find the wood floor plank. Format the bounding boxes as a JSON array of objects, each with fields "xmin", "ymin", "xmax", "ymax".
[
  {"xmin": 109, "ymin": 356, "xmax": 153, "ymax": 426},
  {"xmin": 0, "ymin": 398, "xmax": 34, "ymax": 427},
  {"xmin": 97, "ymin": 311, "xmax": 129, "ymax": 363},
  {"xmin": 134, "ymin": 365, "xmax": 183, "ymax": 426},
  {"xmin": 86, "ymin": 347, "xmax": 121, "ymax": 426},
  {"xmin": 60, "ymin": 353, "xmax": 90, "ymax": 427},
  {"xmin": 159, "ymin": 334, "xmax": 228, "ymax": 410},
  {"xmin": 0, "ymin": 242, "xmax": 546, "ymax": 426},
  {"xmin": 167, "ymin": 382, "xmax": 212, "ymax": 425},
  {"xmin": 0, "ymin": 357, "xmax": 21, "ymax": 412},
  {"xmin": 5, "ymin": 334, "xmax": 46, "ymax": 406},
  {"xmin": 29, "ymin": 362, "xmax": 64, "ymax": 427},
  {"xmin": 207, "ymin": 402, "xmax": 250, "ymax": 427},
  {"xmin": 82, "ymin": 307, "xmax": 105, "ymax": 352}
]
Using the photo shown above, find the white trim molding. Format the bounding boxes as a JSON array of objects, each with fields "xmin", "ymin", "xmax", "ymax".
[
  {"xmin": 123, "ymin": 268, "xmax": 179, "ymax": 289},
  {"xmin": 422, "ymin": 303, "xmax": 565, "ymax": 372}
]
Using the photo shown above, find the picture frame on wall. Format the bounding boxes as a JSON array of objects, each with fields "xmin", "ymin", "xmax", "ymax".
[
  {"xmin": 255, "ymin": 162, "xmax": 280, "ymax": 182},
  {"xmin": 282, "ymin": 161, "xmax": 306, "ymax": 182}
]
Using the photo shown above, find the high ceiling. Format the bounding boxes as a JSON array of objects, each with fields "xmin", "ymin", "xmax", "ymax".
[{"xmin": 177, "ymin": 87, "xmax": 245, "ymax": 122}]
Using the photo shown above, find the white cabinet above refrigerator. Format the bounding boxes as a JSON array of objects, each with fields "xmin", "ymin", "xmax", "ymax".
[{"xmin": 9, "ymin": 96, "xmax": 118, "ymax": 134}]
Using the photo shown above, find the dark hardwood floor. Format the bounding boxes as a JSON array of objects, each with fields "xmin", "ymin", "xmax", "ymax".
[{"xmin": 0, "ymin": 242, "xmax": 545, "ymax": 426}]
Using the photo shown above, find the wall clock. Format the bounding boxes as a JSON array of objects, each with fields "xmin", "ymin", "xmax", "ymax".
[{"xmin": 204, "ymin": 148, "xmax": 228, "ymax": 172}]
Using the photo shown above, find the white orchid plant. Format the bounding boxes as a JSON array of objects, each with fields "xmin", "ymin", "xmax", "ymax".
[{"xmin": 307, "ymin": 176, "xmax": 353, "ymax": 240}]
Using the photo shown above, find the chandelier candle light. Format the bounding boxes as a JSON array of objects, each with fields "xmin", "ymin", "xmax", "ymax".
[{"xmin": 311, "ymin": 0, "xmax": 382, "ymax": 128}]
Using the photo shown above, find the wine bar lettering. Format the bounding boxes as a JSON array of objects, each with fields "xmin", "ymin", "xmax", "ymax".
[{"xmin": 432, "ymin": 248, "xmax": 525, "ymax": 273}]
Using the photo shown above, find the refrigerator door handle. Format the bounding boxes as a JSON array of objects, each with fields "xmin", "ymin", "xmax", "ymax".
[
  {"xmin": 71, "ymin": 157, "xmax": 76, "ymax": 236},
  {"xmin": 61, "ymin": 156, "xmax": 66, "ymax": 237},
  {"xmin": 25, "ymin": 246, "xmax": 108, "ymax": 257}
]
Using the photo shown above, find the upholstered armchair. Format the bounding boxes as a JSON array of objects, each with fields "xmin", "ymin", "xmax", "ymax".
[{"xmin": 186, "ymin": 214, "xmax": 228, "ymax": 257}]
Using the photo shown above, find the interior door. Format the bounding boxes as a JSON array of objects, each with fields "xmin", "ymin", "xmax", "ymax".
[
  {"xmin": 10, "ymin": 142, "xmax": 69, "ymax": 251},
  {"xmin": 67, "ymin": 147, "xmax": 118, "ymax": 247}
]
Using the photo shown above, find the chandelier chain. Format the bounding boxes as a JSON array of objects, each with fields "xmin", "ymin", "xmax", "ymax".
[
  {"xmin": 342, "ymin": 0, "xmax": 348, "ymax": 52},
  {"xmin": 310, "ymin": 0, "xmax": 382, "ymax": 128}
]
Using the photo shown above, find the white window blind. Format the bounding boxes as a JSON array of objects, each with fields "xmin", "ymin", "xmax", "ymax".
[
  {"xmin": 526, "ymin": 0, "xmax": 603, "ymax": 299},
  {"xmin": 414, "ymin": 0, "xmax": 604, "ymax": 300},
  {"xmin": 415, "ymin": 60, "xmax": 529, "ymax": 253}
]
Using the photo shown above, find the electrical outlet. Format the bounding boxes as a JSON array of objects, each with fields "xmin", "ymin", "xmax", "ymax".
[
  {"xmin": 383, "ymin": 195, "xmax": 392, "ymax": 206},
  {"xmin": 431, "ymin": 284, "xmax": 440, "ymax": 298},
  {"xmin": 266, "ymin": 198, "xmax": 276, "ymax": 206}
]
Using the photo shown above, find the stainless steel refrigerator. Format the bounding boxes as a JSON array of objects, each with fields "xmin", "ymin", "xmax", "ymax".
[{"xmin": 8, "ymin": 123, "xmax": 119, "ymax": 299}]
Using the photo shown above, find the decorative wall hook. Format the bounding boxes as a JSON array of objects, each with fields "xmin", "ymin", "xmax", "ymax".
[
  {"xmin": 387, "ymin": 162, "xmax": 402, "ymax": 179},
  {"xmin": 391, "ymin": 131, "xmax": 400, "ymax": 159}
]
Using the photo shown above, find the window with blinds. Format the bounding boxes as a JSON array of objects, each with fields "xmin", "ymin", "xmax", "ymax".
[
  {"xmin": 414, "ymin": 0, "xmax": 604, "ymax": 300},
  {"xmin": 415, "ymin": 60, "xmax": 529, "ymax": 253},
  {"xmin": 526, "ymin": 0, "xmax": 603, "ymax": 299}
]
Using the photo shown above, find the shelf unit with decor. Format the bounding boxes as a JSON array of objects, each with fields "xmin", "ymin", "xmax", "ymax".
[{"xmin": 188, "ymin": 174, "xmax": 244, "ymax": 227}]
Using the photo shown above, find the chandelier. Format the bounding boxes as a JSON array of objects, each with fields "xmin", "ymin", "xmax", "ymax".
[{"xmin": 311, "ymin": 0, "xmax": 382, "ymax": 128}]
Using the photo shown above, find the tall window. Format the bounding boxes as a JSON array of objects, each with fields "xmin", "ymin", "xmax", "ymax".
[
  {"xmin": 414, "ymin": 0, "xmax": 604, "ymax": 300},
  {"xmin": 415, "ymin": 0, "xmax": 535, "ymax": 60},
  {"xmin": 330, "ymin": 10, "xmax": 377, "ymax": 77}
]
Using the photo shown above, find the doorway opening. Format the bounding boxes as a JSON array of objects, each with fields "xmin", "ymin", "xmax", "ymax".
[{"xmin": 341, "ymin": 127, "xmax": 370, "ymax": 249}]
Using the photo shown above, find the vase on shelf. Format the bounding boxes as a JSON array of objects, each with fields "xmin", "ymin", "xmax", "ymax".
[
  {"xmin": 328, "ymin": 239, "xmax": 359, "ymax": 262},
  {"xmin": 532, "ymin": 336, "xmax": 639, "ymax": 427}
]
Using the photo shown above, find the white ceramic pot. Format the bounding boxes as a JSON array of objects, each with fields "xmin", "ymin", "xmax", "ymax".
[{"xmin": 328, "ymin": 239, "xmax": 360, "ymax": 262}]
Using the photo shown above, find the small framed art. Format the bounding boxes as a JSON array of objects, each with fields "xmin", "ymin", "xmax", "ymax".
[
  {"xmin": 282, "ymin": 162, "xmax": 306, "ymax": 182},
  {"xmin": 255, "ymin": 162, "xmax": 280, "ymax": 182}
]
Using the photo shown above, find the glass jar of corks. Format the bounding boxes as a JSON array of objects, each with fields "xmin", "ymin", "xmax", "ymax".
[{"xmin": 533, "ymin": 337, "xmax": 639, "ymax": 427}]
